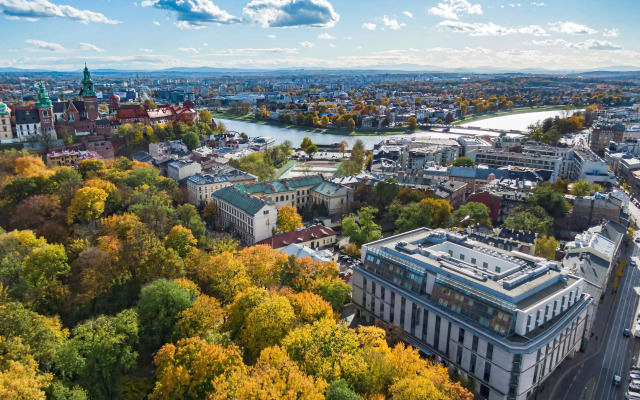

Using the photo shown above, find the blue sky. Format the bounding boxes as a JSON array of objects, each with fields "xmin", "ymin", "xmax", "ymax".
[{"xmin": 0, "ymin": 0, "xmax": 637, "ymax": 71}]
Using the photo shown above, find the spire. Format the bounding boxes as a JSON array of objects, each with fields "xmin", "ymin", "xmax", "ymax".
[
  {"xmin": 80, "ymin": 64, "xmax": 96, "ymax": 98},
  {"xmin": 35, "ymin": 80, "xmax": 52, "ymax": 108}
]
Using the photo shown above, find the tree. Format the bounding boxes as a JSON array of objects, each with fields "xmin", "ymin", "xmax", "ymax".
[
  {"xmin": 342, "ymin": 206, "xmax": 381, "ymax": 248},
  {"xmin": 452, "ymin": 202, "xmax": 492, "ymax": 227},
  {"xmin": 351, "ymin": 139, "xmax": 366, "ymax": 164},
  {"xmin": 176, "ymin": 294, "xmax": 226, "ymax": 342},
  {"xmin": 305, "ymin": 144, "xmax": 318, "ymax": 158},
  {"xmin": 207, "ymin": 236, "xmax": 238, "ymax": 256},
  {"xmin": 143, "ymin": 99, "xmax": 157, "ymax": 109},
  {"xmin": 277, "ymin": 205, "xmax": 303, "ymax": 232},
  {"xmin": 408, "ymin": 117, "xmax": 417, "ymax": 130},
  {"xmin": 0, "ymin": 359, "xmax": 52, "ymax": 399},
  {"xmin": 67, "ymin": 187, "xmax": 108, "ymax": 224},
  {"xmin": 64, "ymin": 309, "xmax": 139, "ymax": 400},
  {"xmin": 535, "ymin": 235, "xmax": 559, "ymax": 261},
  {"xmin": 301, "ymin": 137, "xmax": 313, "ymax": 151},
  {"xmin": 528, "ymin": 183, "xmax": 570, "ymax": 218},
  {"xmin": 241, "ymin": 294, "xmax": 296, "ymax": 362},
  {"xmin": 504, "ymin": 205, "xmax": 553, "ymax": 235},
  {"xmin": 193, "ymin": 252, "xmax": 250, "ymax": 304},
  {"xmin": 326, "ymin": 379, "xmax": 360, "ymax": 400},
  {"xmin": 77, "ymin": 159, "xmax": 105, "ymax": 178},
  {"xmin": 12, "ymin": 194, "xmax": 61, "ymax": 231},
  {"xmin": 15, "ymin": 156, "xmax": 49, "ymax": 178},
  {"xmin": 373, "ymin": 178, "xmax": 401, "ymax": 207},
  {"xmin": 452, "ymin": 157, "xmax": 475, "ymax": 167},
  {"xmin": 202, "ymin": 202, "xmax": 218, "ymax": 225},
  {"xmin": 284, "ymin": 290, "xmax": 334, "ymax": 324},
  {"xmin": 164, "ymin": 225, "xmax": 198, "ymax": 258},
  {"xmin": 338, "ymin": 140, "xmax": 349, "ymax": 156},
  {"xmin": 236, "ymin": 245, "xmax": 287, "ymax": 288},
  {"xmin": 151, "ymin": 338, "xmax": 245, "ymax": 400},
  {"xmin": 137, "ymin": 279, "xmax": 196, "ymax": 357},
  {"xmin": 386, "ymin": 198, "xmax": 452, "ymax": 233},
  {"xmin": 315, "ymin": 280, "xmax": 352, "ymax": 311},
  {"xmin": 570, "ymin": 179, "xmax": 591, "ymax": 196},
  {"xmin": 182, "ymin": 131, "xmax": 200, "ymax": 151},
  {"xmin": 199, "ymin": 109, "xmax": 212, "ymax": 124}
]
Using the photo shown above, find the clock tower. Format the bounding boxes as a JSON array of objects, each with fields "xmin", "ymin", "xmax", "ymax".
[
  {"xmin": 79, "ymin": 64, "xmax": 99, "ymax": 121},
  {"xmin": 35, "ymin": 81, "xmax": 56, "ymax": 139}
]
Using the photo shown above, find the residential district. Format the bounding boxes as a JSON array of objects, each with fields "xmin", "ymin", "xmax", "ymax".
[{"xmin": 1, "ymin": 67, "xmax": 640, "ymax": 400}]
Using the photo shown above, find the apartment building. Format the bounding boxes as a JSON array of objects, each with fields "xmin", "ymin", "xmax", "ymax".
[
  {"xmin": 167, "ymin": 160, "xmax": 201, "ymax": 181},
  {"xmin": 211, "ymin": 186, "xmax": 277, "ymax": 245},
  {"xmin": 186, "ymin": 167, "xmax": 257, "ymax": 205},
  {"xmin": 467, "ymin": 150, "xmax": 563, "ymax": 182},
  {"xmin": 353, "ymin": 228, "xmax": 593, "ymax": 400}
]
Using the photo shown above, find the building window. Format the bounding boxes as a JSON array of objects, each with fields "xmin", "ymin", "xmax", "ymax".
[
  {"xmin": 484, "ymin": 362, "xmax": 492, "ymax": 382},
  {"xmin": 483, "ymin": 262, "xmax": 488, "ymax": 268},
  {"xmin": 460, "ymin": 254, "xmax": 465, "ymax": 261},
  {"xmin": 470, "ymin": 354, "xmax": 477, "ymax": 374},
  {"xmin": 486, "ymin": 343, "xmax": 493, "ymax": 361},
  {"xmin": 495, "ymin": 266, "xmax": 501, "ymax": 273},
  {"xmin": 471, "ymin": 258, "xmax": 476, "ymax": 265},
  {"xmin": 263, "ymin": 210, "xmax": 269, "ymax": 215},
  {"xmin": 456, "ymin": 346, "xmax": 463, "ymax": 365},
  {"xmin": 472, "ymin": 336, "xmax": 479, "ymax": 352},
  {"xmin": 458, "ymin": 328, "xmax": 465, "ymax": 343}
]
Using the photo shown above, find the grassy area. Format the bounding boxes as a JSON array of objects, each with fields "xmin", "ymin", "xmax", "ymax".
[
  {"xmin": 211, "ymin": 112, "xmax": 412, "ymax": 136},
  {"xmin": 452, "ymin": 105, "xmax": 583, "ymax": 126}
]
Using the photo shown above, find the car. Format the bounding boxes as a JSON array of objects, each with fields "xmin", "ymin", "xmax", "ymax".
[
  {"xmin": 615, "ymin": 375, "xmax": 622, "ymax": 386},
  {"xmin": 631, "ymin": 366, "xmax": 640, "ymax": 371},
  {"xmin": 635, "ymin": 237, "xmax": 640, "ymax": 243},
  {"xmin": 631, "ymin": 373, "xmax": 640, "ymax": 380},
  {"xmin": 625, "ymin": 329, "xmax": 633, "ymax": 337}
]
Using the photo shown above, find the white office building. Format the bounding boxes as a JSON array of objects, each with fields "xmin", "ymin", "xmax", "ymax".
[{"xmin": 353, "ymin": 228, "xmax": 593, "ymax": 400}]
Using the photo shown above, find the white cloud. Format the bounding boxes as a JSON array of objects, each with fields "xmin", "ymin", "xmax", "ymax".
[
  {"xmin": 361, "ymin": 22, "xmax": 376, "ymax": 30},
  {"xmin": 531, "ymin": 1, "xmax": 545, "ymax": 6},
  {"xmin": 139, "ymin": 48, "xmax": 153, "ymax": 53},
  {"xmin": 267, "ymin": 34, "xmax": 276, "ymax": 39},
  {"xmin": 603, "ymin": 28, "xmax": 619, "ymax": 37},
  {"xmin": 382, "ymin": 15, "xmax": 405, "ymax": 30},
  {"xmin": 317, "ymin": 33, "xmax": 335, "ymax": 39},
  {"xmin": 329, "ymin": 43, "xmax": 335, "ymax": 48},
  {"xmin": 0, "ymin": 0, "xmax": 120, "ymax": 24},
  {"xmin": 142, "ymin": 0, "xmax": 240, "ymax": 28},
  {"xmin": 24, "ymin": 39, "xmax": 66, "ymax": 51},
  {"xmin": 206, "ymin": 48, "xmax": 299, "ymax": 55},
  {"xmin": 79, "ymin": 42, "xmax": 104, "ymax": 52},
  {"xmin": 175, "ymin": 21, "xmax": 207, "ymax": 29},
  {"xmin": 529, "ymin": 38, "xmax": 623, "ymax": 50},
  {"xmin": 548, "ymin": 21, "xmax": 597, "ymax": 35},
  {"xmin": 438, "ymin": 20, "xmax": 548, "ymax": 36},
  {"xmin": 178, "ymin": 47, "xmax": 199, "ymax": 54},
  {"xmin": 428, "ymin": 0, "xmax": 482, "ymax": 20},
  {"xmin": 244, "ymin": 0, "xmax": 339, "ymax": 28},
  {"xmin": 153, "ymin": 20, "xmax": 161, "ymax": 26},
  {"xmin": 299, "ymin": 41, "xmax": 315, "ymax": 48},
  {"xmin": 403, "ymin": 11, "xmax": 414, "ymax": 19}
]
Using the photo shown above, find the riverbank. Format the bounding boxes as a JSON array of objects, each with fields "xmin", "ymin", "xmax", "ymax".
[
  {"xmin": 452, "ymin": 105, "xmax": 582, "ymax": 126},
  {"xmin": 211, "ymin": 112, "xmax": 413, "ymax": 136}
]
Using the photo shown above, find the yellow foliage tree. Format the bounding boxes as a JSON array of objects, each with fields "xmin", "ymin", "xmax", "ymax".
[
  {"xmin": 176, "ymin": 295, "xmax": 226, "ymax": 341},
  {"xmin": 84, "ymin": 178, "xmax": 117, "ymax": 195},
  {"xmin": 236, "ymin": 245, "xmax": 288, "ymax": 288},
  {"xmin": 164, "ymin": 225, "xmax": 197, "ymax": 258},
  {"xmin": 0, "ymin": 359, "xmax": 52, "ymax": 400},
  {"xmin": 277, "ymin": 205, "xmax": 303, "ymax": 233},
  {"xmin": 67, "ymin": 187, "xmax": 108, "ymax": 224},
  {"xmin": 15, "ymin": 156, "xmax": 50, "ymax": 178},
  {"xmin": 193, "ymin": 252, "xmax": 250, "ymax": 304},
  {"xmin": 241, "ymin": 294, "xmax": 296, "ymax": 362},
  {"xmin": 535, "ymin": 235, "xmax": 559, "ymax": 261},
  {"xmin": 283, "ymin": 289, "xmax": 334, "ymax": 323}
]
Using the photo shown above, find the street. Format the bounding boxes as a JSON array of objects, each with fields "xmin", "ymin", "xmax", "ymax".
[{"xmin": 542, "ymin": 209, "xmax": 639, "ymax": 400}]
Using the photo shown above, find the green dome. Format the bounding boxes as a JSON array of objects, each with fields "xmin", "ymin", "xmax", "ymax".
[
  {"xmin": 0, "ymin": 101, "xmax": 8, "ymax": 115},
  {"xmin": 35, "ymin": 81, "xmax": 52, "ymax": 109}
]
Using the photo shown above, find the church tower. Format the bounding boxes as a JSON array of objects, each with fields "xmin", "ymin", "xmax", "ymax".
[
  {"xmin": 35, "ymin": 81, "xmax": 55, "ymax": 139},
  {"xmin": 79, "ymin": 64, "xmax": 99, "ymax": 121}
]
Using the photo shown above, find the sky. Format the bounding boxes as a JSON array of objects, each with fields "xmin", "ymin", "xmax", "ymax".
[{"xmin": 0, "ymin": 0, "xmax": 638, "ymax": 71}]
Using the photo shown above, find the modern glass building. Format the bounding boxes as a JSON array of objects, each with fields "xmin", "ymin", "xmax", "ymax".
[{"xmin": 353, "ymin": 228, "xmax": 593, "ymax": 400}]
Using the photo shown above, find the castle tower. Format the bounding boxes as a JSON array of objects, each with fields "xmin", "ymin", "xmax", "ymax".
[
  {"xmin": 0, "ymin": 100, "xmax": 12, "ymax": 141},
  {"xmin": 79, "ymin": 64, "xmax": 99, "ymax": 121},
  {"xmin": 109, "ymin": 94, "xmax": 120, "ymax": 114},
  {"xmin": 35, "ymin": 81, "xmax": 56, "ymax": 139}
]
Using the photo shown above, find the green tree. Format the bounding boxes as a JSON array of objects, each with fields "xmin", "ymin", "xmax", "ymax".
[
  {"xmin": 137, "ymin": 279, "xmax": 196, "ymax": 357},
  {"xmin": 451, "ymin": 157, "xmax": 475, "ymax": 167},
  {"xmin": 305, "ymin": 144, "xmax": 319, "ymax": 158},
  {"xmin": 504, "ymin": 205, "xmax": 553, "ymax": 235},
  {"xmin": 342, "ymin": 206, "xmax": 381, "ymax": 248},
  {"xmin": 350, "ymin": 139, "xmax": 366, "ymax": 165},
  {"xmin": 528, "ymin": 183, "xmax": 570, "ymax": 218},
  {"xmin": 199, "ymin": 109, "xmax": 212, "ymax": 124},
  {"xmin": 570, "ymin": 179, "xmax": 591, "ymax": 196},
  {"xmin": 315, "ymin": 280, "xmax": 352, "ymax": 312},
  {"xmin": 535, "ymin": 235, "xmax": 559, "ymax": 261},
  {"xmin": 64, "ymin": 309, "xmax": 139, "ymax": 400},
  {"xmin": 182, "ymin": 131, "xmax": 200, "ymax": 151},
  {"xmin": 326, "ymin": 379, "xmax": 360, "ymax": 400},
  {"xmin": 373, "ymin": 178, "xmax": 401, "ymax": 207},
  {"xmin": 301, "ymin": 137, "xmax": 313, "ymax": 151},
  {"xmin": 452, "ymin": 202, "xmax": 492, "ymax": 227}
]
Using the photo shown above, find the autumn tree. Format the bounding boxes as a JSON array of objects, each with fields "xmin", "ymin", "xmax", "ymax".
[
  {"xmin": 193, "ymin": 252, "xmax": 250, "ymax": 304},
  {"xmin": 164, "ymin": 225, "xmax": 197, "ymax": 258},
  {"xmin": 67, "ymin": 187, "xmax": 108, "ymax": 224},
  {"xmin": 277, "ymin": 205, "xmax": 303, "ymax": 233},
  {"xmin": 408, "ymin": 117, "xmax": 417, "ymax": 130},
  {"xmin": 199, "ymin": 109, "xmax": 212, "ymax": 124},
  {"xmin": 15, "ymin": 156, "xmax": 49, "ymax": 178},
  {"xmin": 535, "ymin": 235, "xmax": 559, "ymax": 261},
  {"xmin": 338, "ymin": 140, "xmax": 349, "ymax": 156},
  {"xmin": 151, "ymin": 338, "xmax": 245, "ymax": 400},
  {"xmin": 176, "ymin": 294, "xmax": 226, "ymax": 342},
  {"xmin": 342, "ymin": 206, "xmax": 381, "ymax": 248},
  {"xmin": 236, "ymin": 245, "xmax": 287, "ymax": 288},
  {"xmin": 240, "ymin": 294, "xmax": 295, "ymax": 362},
  {"xmin": 301, "ymin": 137, "xmax": 313, "ymax": 151},
  {"xmin": 202, "ymin": 202, "xmax": 218, "ymax": 225},
  {"xmin": 77, "ymin": 159, "xmax": 105, "ymax": 178},
  {"xmin": 283, "ymin": 290, "xmax": 334, "ymax": 324},
  {"xmin": 0, "ymin": 358, "xmax": 52, "ymax": 399}
]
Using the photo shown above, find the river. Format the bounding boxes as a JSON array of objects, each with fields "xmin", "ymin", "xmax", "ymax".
[{"xmin": 215, "ymin": 109, "xmax": 582, "ymax": 148}]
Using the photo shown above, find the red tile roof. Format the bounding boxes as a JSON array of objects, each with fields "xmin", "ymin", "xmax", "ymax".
[{"xmin": 256, "ymin": 225, "xmax": 337, "ymax": 249}]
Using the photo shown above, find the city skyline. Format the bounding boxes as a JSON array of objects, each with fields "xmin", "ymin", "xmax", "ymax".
[{"xmin": 0, "ymin": 0, "xmax": 638, "ymax": 71}]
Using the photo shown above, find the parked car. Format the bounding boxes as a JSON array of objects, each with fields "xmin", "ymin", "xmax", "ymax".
[{"xmin": 625, "ymin": 329, "xmax": 632, "ymax": 337}]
